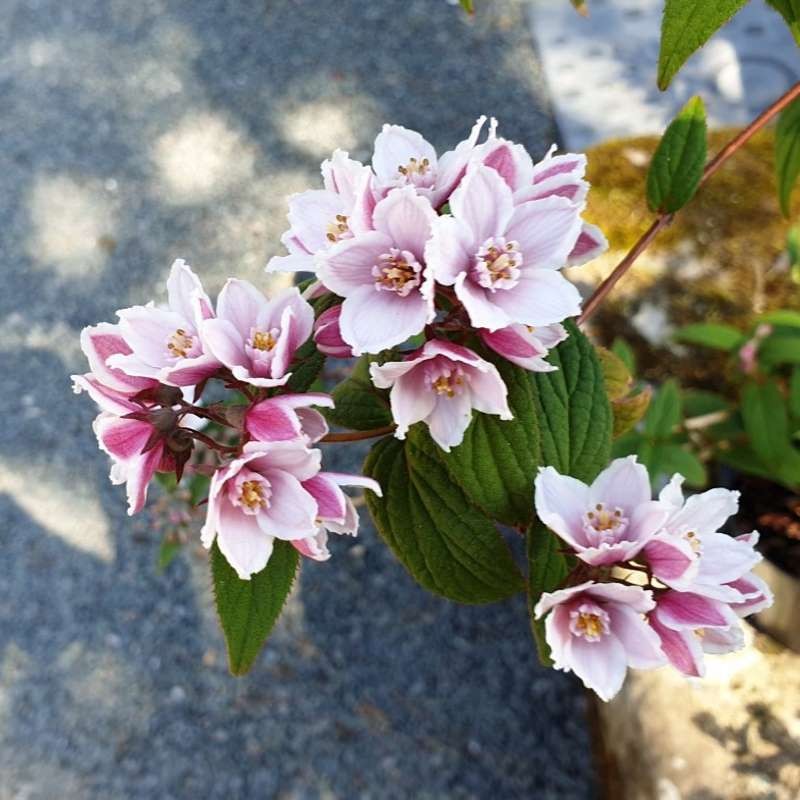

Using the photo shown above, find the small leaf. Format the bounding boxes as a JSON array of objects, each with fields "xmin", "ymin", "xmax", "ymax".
[
  {"xmin": 611, "ymin": 337, "xmax": 636, "ymax": 374},
  {"xmin": 459, "ymin": 0, "xmax": 475, "ymax": 13},
  {"xmin": 211, "ymin": 540, "xmax": 299, "ymax": 676},
  {"xmin": 674, "ymin": 322, "xmax": 744, "ymax": 351},
  {"xmin": 283, "ymin": 340, "xmax": 325, "ymax": 394},
  {"xmin": 742, "ymin": 380, "xmax": 791, "ymax": 468},
  {"xmin": 157, "ymin": 538, "xmax": 182, "ymax": 573},
  {"xmin": 758, "ymin": 334, "xmax": 800, "ymax": 367},
  {"xmin": 363, "ymin": 435, "xmax": 525, "ymax": 604},
  {"xmin": 790, "ymin": 367, "xmax": 800, "ymax": 419},
  {"xmin": 612, "ymin": 387, "xmax": 653, "ymax": 439},
  {"xmin": 437, "ymin": 355, "xmax": 540, "ymax": 526},
  {"xmin": 644, "ymin": 379, "xmax": 682, "ymax": 439},
  {"xmin": 757, "ymin": 309, "xmax": 800, "ymax": 328},
  {"xmin": 526, "ymin": 521, "xmax": 571, "ymax": 666},
  {"xmin": 325, "ymin": 354, "xmax": 393, "ymax": 431},
  {"xmin": 766, "ymin": 0, "xmax": 800, "ymax": 45},
  {"xmin": 776, "ymin": 96, "xmax": 800, "ymax": 217},
  {"xmin": 532, "ymin": 321, "xmax": 613, "ymax": 483},
  {"xmin": 658, "ymin": 0, "xmax": 748, "ymax": 89},
  {"xmin": 647, "ymin": 96, "xmax": 707, "ymax": 213},
  {"xmin": 597, "ymin": 346, "xmax": 633, "ymax": 401},
  {"xmin": 650, "ymin": 443, "xmax": 707, "ymax": 487}
]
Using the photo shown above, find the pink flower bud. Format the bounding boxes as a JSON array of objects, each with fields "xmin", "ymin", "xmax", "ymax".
[{"xmin": 313, "ymin": 305, "xmax": 353, "ymax": 358}]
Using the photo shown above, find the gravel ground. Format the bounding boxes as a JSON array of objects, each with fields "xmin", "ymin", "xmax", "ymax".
[{"xmin": 0, "ymin": 1, "xmax": 595, "ymax": 797}]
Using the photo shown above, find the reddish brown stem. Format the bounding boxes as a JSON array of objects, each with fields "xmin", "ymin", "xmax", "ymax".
[
  {"xmin": 321, "ymin": 425, "xmax": 396, "ymax": 443},
  {"xmin": 578, "ymin": 81, "xmax": 800, "ymax": 326},
  {"xmin": 187, "ymin": 429, "xmax": 239, "ymax": 453}
]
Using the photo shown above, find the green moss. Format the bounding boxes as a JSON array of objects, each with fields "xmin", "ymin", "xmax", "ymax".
[{"xmin": 582, "ymin": 129, "xmax": 799, "ymax": 390}]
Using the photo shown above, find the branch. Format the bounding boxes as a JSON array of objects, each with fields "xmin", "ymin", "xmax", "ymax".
[
  {"xmin": 321, "ymin": 425, "xmax": 396, "ymax": 443},
  {"xmin": 579, "ymin": 81, "xmax": 800, "ymax": 326}
]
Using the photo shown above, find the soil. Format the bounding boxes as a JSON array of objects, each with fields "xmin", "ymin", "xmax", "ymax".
[{"xmin": 732, "ymin": 475, "xmax": 800, "ymax": 576}]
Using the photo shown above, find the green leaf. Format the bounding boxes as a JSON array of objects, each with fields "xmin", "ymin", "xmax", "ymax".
[
  {"xmin": 597, "ymin": 346, "xmax": 633, "ymax": 401},
  {"xmin": 325, "ymin": 354, "xmax": 393, "ymax": 431},
  {"xmin": 718, "ymin": 445, "xmax": 774, "ymax": 481},
  {"xmin": 776, "ymin": 96, "xmax": 800, "ymax": 217},
  {"xmin": 766, "ymin": 0, "xmax": 800, "ymax": 45},
  {"xmin": 674, "ymin": 322, "xmax": 744, "ymax": 351},
  {"xmin": 742, "ymin": 380, "xmax": 791, "ymax": 468},
  {"xmin": 658, "ymin": 1, "xmax": 748, "ymax": 89},
  {"xmin": 757, "ymin": 309, "xmax": 800, "ymax": 328},
  {"xmin": 157, "ymin": 538, "xmax": 182, "ymax": 573},
  {"xmin": 611, "ymin": 337, "xmax": 636, "ymax": 374},
  {"xmin": 459, "ymin": 0, "xmax": 474, "ymax": 13},
  {"xmin": 363, "ymin": 435, "xmax": 525, "ymax": 604},
  {"xmin": 284, "ymin": 340, "xmax": 325, "ymax": 394},
  {"xmin": 646, "ymin": 96, "xmax": 708, "ymax": 213},
  {"xmin": 758, "ymin": 334, "xmax": 800, "ymax": 367},
  {"xmin": 532, "ymin": 322, "xmax": 613, "ymax": 483},
  {"xmin": 437, "ymin": 356, "xmax": 540, "ymax": 526},
  {"xmin": 526, "ymin": 521, "xmax": 571, "ymax": 666},
  {"xmin": 612, "ymin": 387, "xmax": 653, "ymax": 439},
  {"xmin": 650, "ymin": 443, "xmax": 707, "ymax": 487},
  {"xmin": 644, "ymin": 379, "xmax": 682, "ymax": 439},
  {"xmin": 791, "ymin": 367, "xmax": 800, "ymax": 419},
  {"xmin": 211, "ymin": 540, "xmax": 299, "ymax": 676},
  {"xmin": 682, "ymin": 389, "xmax": 730, "ymax": 419}
]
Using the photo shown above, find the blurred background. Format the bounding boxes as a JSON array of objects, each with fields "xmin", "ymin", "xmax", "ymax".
[{"xmin": 3, "ymin": 0, "xmax": 799, "ymax": 797}]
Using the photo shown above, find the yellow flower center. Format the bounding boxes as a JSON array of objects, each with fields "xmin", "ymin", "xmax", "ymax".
[
  {"xmin": 326, "ymin": 213, "xmax": 350, "ymax": 243},
  {"xmin": 397, "ymin": 156, "xmax": 430, "ymax": 177},
  {"xmin": 576, "ymin": 612, "xmax": 604, "ymax": 640},
  {"xmin": 586, "ymin": 503, "xmax": 624, "ymax": 532},
  {"xmin": 167, "ymin": 328, "xmax": 193, "ymax": 358},
  {"xmin": 239, "ymin": 480, "xmax": 267, "ymax": 510},
  {"xmin": 252, "ymin": 331, "xmax": 277, "ymax": 351},
  {"xmin": 432, "ymin": 374, "xmax": 463, "ymax": 397}
]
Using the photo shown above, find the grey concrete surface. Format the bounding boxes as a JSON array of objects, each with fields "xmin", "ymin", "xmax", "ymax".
[{"xmin": 0, "ymin": 1, "xmax": 595, "ymax": 798}]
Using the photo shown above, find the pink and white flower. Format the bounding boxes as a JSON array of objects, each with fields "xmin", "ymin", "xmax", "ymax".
[
  {"xmin": 479, "ymin": 323, "xmax": 567, "ymax": 372},
  {"xmin": 245, "ymin": 393, "xmax": 334, "ymax": 445},
  {"xmin": 649, "ymin": 590, "xmax": 743, "ymax": 677},
  {"xmin": 292, "ymin": 473, "xmax": 382, "ymax": 561},
  {"xmin": 534, "ymin": 456, "xmax": 669, "ymax": 567},
  {"xmin": 267, "ymin": 150, "xmax": 376, "ymax": 274},
  {"xmin": 313, "ymin": 305, "xmax": 354, "ymax": 358},
  {"xmin": 200, "ymin": 282, "xmax": 314, "ymax": 388},
  {"xmin": 371, "ymin": 117, "xmax": 488, "ymax": 207},
  {"xmin": 535, "ymin": 581, "xmax": 664, "ymax": 701},
  {"xmin": 317, "ymin": 186, "xmax": 437, "ymax": 355},
  {"xmin": 426, "ymin": 165, "xmax": 583, "ymax": 331},
  {"xmin": 369, "ymin": 339, "xmax": 512, "ymax": 452},
  {"xmin": 107, "ymin": 259, "xmax": 220, "ymax": 388},
  {"xmin": 201, "ymin": 441, "xmax": 379, "ymax": 579}
]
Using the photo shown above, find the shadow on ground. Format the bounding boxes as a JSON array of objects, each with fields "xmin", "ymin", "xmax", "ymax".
[{"xmin": 0, "ymin": 1, "xmax": 594, "ymax": 797}]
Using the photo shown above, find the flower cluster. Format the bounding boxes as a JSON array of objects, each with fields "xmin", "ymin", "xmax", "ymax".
[
  {"xmin": 268, "ymin": 117, "xmax": 606, "ymax": 450},
  {"xmin": 533, "ymin": 457, "xmax": 773, "ymax": 701},
  {"xmin": 73, "ymin": 259, "xmax": 380, "ymax": 579}
]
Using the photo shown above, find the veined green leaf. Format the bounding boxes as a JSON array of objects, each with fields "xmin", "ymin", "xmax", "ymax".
[
  {"xmin": 742, "ymin": 380, "xmax": 791, "ymax": 468},
  {"xmin": 363, "ymin": 435, "xmax": 525, "ymax": 604},
  {"xmin": 647, "ymin": 96, "xmax": 707, "ymax": 213},
  {"xmin": 658, "ymin": 0, "xmax": 748, "ymax": 89},
  {"xmin": 776, "ymin": 96, "xmax": 800, "ymax": 217},
  {"xmin": 211, "ymin": 541, "xmax": 299, "ymax": 676},
  {"xmin": 644, "ymin": 379, "xmax": 682, "ymax": 439},
  {"xmin": 674, "ymin": 322, "xmax": 744, "ymax": 351},
  {"xmin": 325, "ymin": 354, "xmax": 393, "ymax": 431}
]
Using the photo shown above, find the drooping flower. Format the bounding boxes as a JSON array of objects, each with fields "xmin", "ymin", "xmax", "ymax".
[
  {"xmin": 313, "ymin": 305, "xmax": 354, "ymax": 358},
  {"xmin": 644, "ymin": 476, "xmax": 761, "ymax": 598},
  {"xmin": 535, "ymin": 581, "xmax": 664, "ymax": 701},
  {"xmin": 292, "ymin": 473, "xmax": 383, "ymax": 561},
  {"xmin": 201, "ymin": 441, "xmax": 379, "ymax": 579},
  {"xmin": 534, "ymin": 456, "xmax": 669, "ymax": 567},
  {"xmin": 245, "ymin": 393, "xmax": 334, "ymax": 444},
  {"xmin": 369, "ymin": 339, "xmax": 512, "ymax": 452},
  {"xmin": 371, "ymin": 117, "xmax": 488, "ymax": 207},
  {"xmin": 267, "ymin": 150, "xmax": 376, "ymax": 274},
  {"xmin": 107, "ymin": 259, "xmax": 221, "ymax": 388},
  {"xmin": 479, "ymin": 323, "xmax": 567, "ymax": 372},
  {"xmin": 317, "ymin": 186, "xmax": 437, "ymax": 355},
  {"xmin": 649, "ymin": 590, "xmax": 742, "ymax": 677},
  {"xmin": 200, "ymin": 282, "xmax": 314, "ymax": 388},
  {"xmin": 426, "ymin": 165, "xmax": 583, "ymax": 331}
]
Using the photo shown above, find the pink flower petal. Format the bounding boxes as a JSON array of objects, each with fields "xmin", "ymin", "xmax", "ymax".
[
  {"xmin": 217, "ymin": 279, "xmax": 270, "ymax": 340},
  {"xmin": 372, "ymin": 124, "xmax": 437, "ymax": 186},
  {"xmin": 491, "ymin": 270, "xmax": 582, "ymax": 327},
  {"xmin": 589, "ymin": 456, "xmax": 651, "ymax": 512},
  {"xmin": 505, "ymin": 197, "xmax": 582, "ymax": 270},
  {"xmin": 644, "ymin": 534, "xmax": 697, "ymax": 583},
  {"xmin": 318, "ymin": 232, "xmax": 393, "ymax": 296},
  {"xmin": 426, "ymin": 390, "xmax": 474, "ymax": 452},
  {"xmin": 656, "ymin": 591, "xmax": 733, "ymax": 629},
  {"xmin": 567, "ymin": 223, "xmax": 608, "ymax": 267},
  {"xmin": 425, "ymin": 215, "xmax": 475, "ymax": 286},
  {"xmin": 650, "ymin": 614, "xmax": 704, "ymax": 677},
  {"xmin": 450, "ymin": 165, "xmax": 514, "ymax": 244},
  {"xmin": 217, "ymin": 500, "xmax": 275, "ymax": 579},
  {"xmin": 257, "ymin": 470, "xmax": 319, "ymax": 540},
  {"xmin": 534, "ymin": 468, "xmax": 591, "ymax": 550},
  {"xmin": 303, "ymin": 474, "xmax": 347, "ymax": 522},
  {"xmin": 372, "ymin": 186, "xmax": 437, "ymax": 260},
  {"xmin": 568, "ymin": 634, "xmax": 629, "ymax": 701},
  {"xmin": 200, "ymin": 318, "xmax": 247, "ymax": 369},
  {"xmin": 607, "ymin": 605, "xmax": 665, "ymax": 669}
]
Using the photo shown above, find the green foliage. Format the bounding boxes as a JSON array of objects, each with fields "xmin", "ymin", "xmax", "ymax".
[
  {"xmin": 437, "ymin": 356, "xmax": 540, "ymax": 526},
  {"xmin": 325, "ymin": 354, "xmax": 393, "ymax": 431},
  {"xmin": 647, "ymin": 96, "xmax": 708, "ymax": 213},
  {"xmin": 284, "ymin": 339, "xmax": 326, "ymax": 394},
  {"xmin": 211, "ymin": 541, "xmax": 299, "ymax": 676},
  {"xmin": 776, "ymin": 96, "xmax": 800, "ymax": 217},
  {"xmin": 157, "ymin": 538, "xmax": 182, "ymax": 573},
  {"xmin": 766, "ymin": 0, "xmax": 800, "ymax": 44},
  {"xmin": 526, "ymin": 521, "xmax": 571, "ymax": 666},
  {"xmin": 363, "ymin": 435, "xmax": 525, "ymax": 604},
  {"xmin": 611, "ymin": 337, "xmax": 636, "ymax": 373},
  {"xmin": 644, "ymin": 378, "xmax": 681, "ymax": 438},
  {"xmin": 658, "ymin": 1, "xmax": 748, "ymax": 89},
  {"xmin": 459, "ymin": 0, "xmax": 474, "ymax": 13},
  {"xmin": 532, "ymin": 322, "xmax": 613, "ymax": 483},
  {"xmin": 597, "ymin": 346, "xmax": 652, "ymax": 438},
  {"xmin": 742, "ymin": 380, "xmax": 791, "ymax": 467},
  {"xmin": 674, "ymin": 322, "xmax": 744, "ymax": 351}
]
